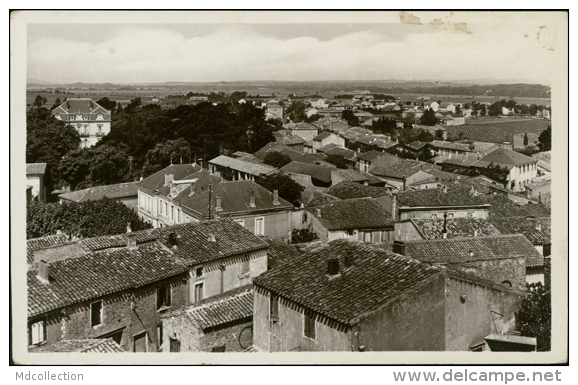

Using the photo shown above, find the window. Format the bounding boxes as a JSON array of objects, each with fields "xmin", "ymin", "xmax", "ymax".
[
  {"xmin": 364, "ymin": 232, "xmax": 372, "ymax": 243},
  {"xmin": 240, "ymin": 260, "xmax": 250, "ymax": 275},
  {"xmin": 157, "ymin": 285, "xmax": 171, "ymax": 309},
  {"xmin": 255, "ymin": 217, "xmax": 265, "ymax": 236},
  {"xmin": 270, "ymin": 294, "xmax": 279, "ymax": 322},
  {"xmin": 91, "ymin": 301, "xmax": 103, "ymax": 327},
  {"xmin": 304, "ymin": 313, "xmax": 316, "ymax": 339},
  {"xmin": 194, "ymin": 283, "xmax": 204, "ymax": 303},
  {"xmin": 164, "ymin": 202, "xmax": 167, "ymax": 216},
  {"xmin": 233, "ymin": 219, "xmax": 245, "ymax": 228},
  {"xmin": 29, "ymin": 318, "xmax": 46, "ymax": 345},
  {"xmin": 211, "ymin": 345, "xmax": 226, "ymax": 352},
  {"xmin": 196, "ymin": 267, "xmax": 203, "ymax": 278},
  {"xmin": 170, "ymin": 337, "xmax": 181, "ymax": 352}
]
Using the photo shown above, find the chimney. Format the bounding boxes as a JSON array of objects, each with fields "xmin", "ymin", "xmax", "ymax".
[
  {"xmin": 402, "ymin": 176, "xmax": 407, "ymax": 191},
  {"xmin": 249, "ymin": 191, "xmax": 256, "ymax": 208},
  {"xmin": 316, "ymin": 208, "xmax": 321, "ymax": 218},
  {"xmin": 443, "ymin": 185, "xmax": 448, "ymax": 194},
  {"xmin": 273, "ymin": 189, "xmax": 280, "ymax": 205},
  {"xmin": 535, "ymin": 222, "xmax": 542, "ymax": 231},
  {"xmin": 468, "ymin": 250, "xmax": 474, "ymax": 258},
  {"xmin": 127, "ymin": 222, "xmax": 132, "ymax": 233},
  {"xmin": 208, "ymin": 233, "xmax": 216, "ymax": 242},
  {"xmin": 391, "ymin": 192, "xmax": 397, "ymax": 221},
  {"xmin": 392, "ymin": 241, "xmax": 405, "ymax": 255},
  {"xmin": 127, "ymin": 232, "xmax": 137, "ymax": 250},
  {"xmin": 344, "ymin": 252, "xmax": 355, "ymax": 268},
  {"xmin": 56, "ymin": 229, "xmax": 62, "ymax": 235},
  {"xmin": 473, "ymin": 230, "xmax": 478, "ymax": 237},
  {"xmin": 168, "ymin": 231, "xmax": 178, "ymax": 248},
  {"xmin": 442, "ymin": 212, "xmax": 448, "ymax": 239},
  {"xmin": 327, "ymin": 258, "xmax": 340, "ymax": 276},
  {"xmin": 216, "ymin": 195, "xmax": 223, "ymax": 211},
  {"xmin": 165, "ymin": 174, "xmax": 174, "ymax": 187},
  {"xmin": 37, "ymin": 259, "xmax": 50, "ymax": 283}
]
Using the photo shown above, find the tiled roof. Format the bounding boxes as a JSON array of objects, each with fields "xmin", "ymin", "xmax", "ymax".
[
  {"xmin": 447, "ymin": 120, "xmax": 549, "ymax": 144},
  {"xmin": 331, "ymin": 169, "xmax": 384, "ymax": 184},
  {"xmin": 26, "ymin": 163, "xmax": 47, "ymax": 175},
  {"xmin": 280, "ymin": 161, "xmax": 334, "ymax": 183},
  {"xmin": 370, "ymin": 159, "xmax": 433, "ymax": 179},
  {"xmin": 253, "ymin": 240, "xmax": 445, "ymax": 325},
  {"xmin": 323, "ymin": 146, "xmax": 356, "ymax": 160},
  {"xmin": 307, "ymin": 198, "xmax": 393, "ymax": 231},
  {"xmin": 396, "ymin": 185, "xmax": 490, "ymax": 208},
  {"xmin": 254, "ymin": 143, "xmax": 303, "ymax": 161},
  {"xmin": 182, "ymin": 286, "xmax": 253, "ymax": 330},
  {"xmin": 326, "ymin": 181, "xmax": 391, "ymax": 199},
  {"xmin": 52, "ymin": 98, "xmax": 111, "ymax": 114},
  {"xmin": 314, "ymin": 131, "xmax": 337, "ymax": 141},
  {"xmin": 59, "ymin": 182, "xmax": 138, "ymax": 203},
  {"xmin": 427, "ymin": 169, "xmax": 465, "ymax": 181},
  {"xmin": 406, "ymin": 141, "xmax": 428, "ymax": 151},
  {"xmin": 209, "ymin": 155, "xmax": 277, "ymax": 176},
  {"xmin": 138, "ymin": 164, "xmax": 202, "ymax": 192},
  {"xmin": 303, "ymin": 188, "xmax": 341, "ymax": 206},
  {"xmin": 356, "ymin": 150, "xmax": 388, "ymax": 162},
  {"xmin": 431, "ymin": 140, "xmax": 473, "ymax": 152},
  {"xmin": 265, "ymin": 239, "xmax": 304, "ymax": 270},
  {"xmin": 36, "ymin": 338, "xmax": 125, "ymax": 353},
  {"xmin": 472, "ymin": 148, "xmax": 537, "ymax": 169},
  {"xmin": 274, "ymin": 133, "xmax": 307, "ymax": 145},
  {"xmin": 531, "ymin": 151, "xmax": 551, "ymax": 172},
  {"xmin": 409, "ymin": 218, "xmax": 501, "ymax": 239},
  {"xmin": 400, "ymin": 234, "xmax": 543, "ymax": 267},
  {"xmin": 27, "ymin": 234, "xmax": 71, "ymax": 264},
  {"xmin": 175, "ymin": 180, "xmax": 293, "ymax": 218},
  {"xmin": 28, "ymin": 241, "xmax": 189, "ymax": 318},
  {"xmin": 489, "ymin": 217, "xmax": 551, "ymax": 245}
]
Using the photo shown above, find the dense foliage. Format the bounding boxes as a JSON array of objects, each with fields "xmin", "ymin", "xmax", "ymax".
[
  {"xmin": 291, "ymin": 228, "xmax": 318, "ymax": 244},
  {"xmin": 27, "ymin": 99, "xmax": 280, "ymax": 193},
  {"xmin": 419, "ymin": 108, "xmax": 439, "ymax": 126},
  {"xmin": 263, "ymin": 151, "xmax": 292, "ymax": 169},
  {"xmin": 27, "ymin": 197, "xmax": 152, "ymax": 239},
  {"xmin": 516, "ymin": 282, "xmax": 551, "ymax": 351},
  {"xmin": 538, "ymin": 125, "xmax": 552, "ymax": 151},
  {"xmin": 255, "ymin": 172, "xmax": 304, "ymax": 206}
]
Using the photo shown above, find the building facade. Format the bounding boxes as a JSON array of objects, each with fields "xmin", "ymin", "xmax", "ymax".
[{"xmin": 52, "ymin": 98, "xmax": 112, "ymax": 148}]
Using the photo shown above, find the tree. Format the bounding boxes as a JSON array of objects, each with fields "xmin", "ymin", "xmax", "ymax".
[
  {"xmin": 473, "ymin": 162, "xmax": 510, "ymax": 186},
  {"xmin": 96, "ymin": 97, "xmax": 117, "ymax": 111},
  {"xmin": 58, "ymin": 149, "xmax": 92, "ymax": 190},
  {"xmin": 125, "ymin": 97, "xmax": 142, "ymax": 112},
  {"xmin": 516, "ymin": 282, "xmax": 551, "ymax": 351},
  {"xmin": 291, "ymin": 228, "xmax": 318, "ymax": 244},
  {"xmin": 27, "ymin": 198, "xmax": 152, "ymax": 239},
  {"xmin": 325, "ymin": 154, "xmax": 348, "ymax": 169},
  {"xmin": 142, "ymin": 138, "xmax": 192, "ymax": 176},
  {"xmin": 51, "ymin": 97, "xmax": 62, "ymax": 110},
  {"xmin": 88, "ymin": 144, "xmax": 131, "ymax": 186},
  {"xmin": 342, "ymin": 109, "xmax": 360, "ymax": 127},
  {"xmin": 538, "ymin": 125, "xmax": 551, "ymax": 151},
  {"xmin": 435, "ymin": 129, "xmax": 445, "ymax": 139},
  {"xmin": 286, "ymin": 101, "xmax": 307, "ymax": 122},
  {"xmin": 523, "ymin": 133, "xmax": 529, "ymax": 147},
  {"xmin": 263, "ymin": 151, "xmax": 292, "ymax": 169},
  {"xmin": 255, "ymin": 172, "xmax": 304, "ymax": 206},
  {"xmin": 34, "ymin": 95, "xmax": 44, "ymax": 107},
  {"xmin": 419, "ymin": 109, "xmax": 439, "ymax": 126},
  {"xmin": 27, "ymin": 107, "xmax": 80, "ymax": 190}
]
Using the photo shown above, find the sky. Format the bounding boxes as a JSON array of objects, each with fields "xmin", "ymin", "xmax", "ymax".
[{"xmin": 25, "ymin": 12, "xmax": 562, "ymax": 85}]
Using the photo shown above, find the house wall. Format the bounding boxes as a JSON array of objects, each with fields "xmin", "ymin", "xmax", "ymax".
[
  {"xmin": 59, "ymin": 119, "xmax": 111, "ymax": 148},
  {"xmin": 450, "ymin": 257, "xmax": 527, "ymax": 293},
  {"xmin": 27, "ymin": 175, "xmax": 45, "ymax": 202},
  {"xmin": 398, "ymin": 207, "xmax": 490, "ymax": 221},
  {"xmin": 506, "ymin": 162, "xmax": 538, "ymax": 192},
  {"xmin": 188, "ymin": 250, "xmax": 267, "ymax": 304},
  {"xmin": 357, "ymin": 275, "xmax": 446, "ymax": 351},
  {"xmin": 290, "ymin": 129, "xmax": 318, "ymax": 142},
  {"xmin": 229, "ymin": 211, "xmax": 291, "ymax": 241},
  {"xmin": 444, "ymin": 278, "xmax": 520, "ymax": 351},
  {"xmin": 161, "ymin": 315, "xmax": 252, "ymax": 352},
  {"xmin": 526, "ymin": 266, "xmax": 545, "ymax": 285},
  {"xmin": 253, "ymin": 288, "xmax": 352, "ymax": 352},
  {"xmin": 29, "ymin": 273, "xmax": 189, "ymax": 352}
]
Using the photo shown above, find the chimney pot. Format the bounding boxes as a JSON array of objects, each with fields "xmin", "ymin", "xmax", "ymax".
[
  {"xmin": 468, "ymin": 249, "xmax": 474, "ymax": 258},
  {"xmin": 327, "ymin": 258, "xmax": 340, "ymax": 276},
  {"xmin": 165, "ymin": 174, "xmax": 174, "ymax": 187},
  {"xmin": 392, "ymin": 241, "xmax": 406, "ymax": 255},
  {"xmin": 535, "ymin": 223, "xmax": 542, "ymax": 231},
  {"xmin": 273, "ymin": 189, "xmax": 280, "ymax": 205},
  {"xmin": 249, "ymin": 191, "xmax": 256, "ymax": 208},
  {"xmin": 216, "ymin": 195, "xmax": 223, "ymax": 211},
  {"xmin": 127, "ymin": 232, "xmax": 137, "ymax": 250},
  {"xmin": 127, "ymin": 222, "xmax": 132, "ymax": 233},
  {"xmin": 208, "ymin": 233, "xmax": 216, "ymax": 242}
]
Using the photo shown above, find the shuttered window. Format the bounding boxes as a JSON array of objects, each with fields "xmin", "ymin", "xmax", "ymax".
[
  {"xmin": 304, "ymin": 312, "xmax": 316, "ymax": 339},
  {"xmin": 270, "ymin": 294, "xmax": 279, "ymax": 322}
]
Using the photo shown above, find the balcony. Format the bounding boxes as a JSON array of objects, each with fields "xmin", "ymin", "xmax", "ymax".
[
  {"xmin": 96, "ymin": 132, "xmax": 106, "ymax": 137},
  {"xmin": 79, "ymin": 132, "xmax": 90, "ymax": 137}
]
